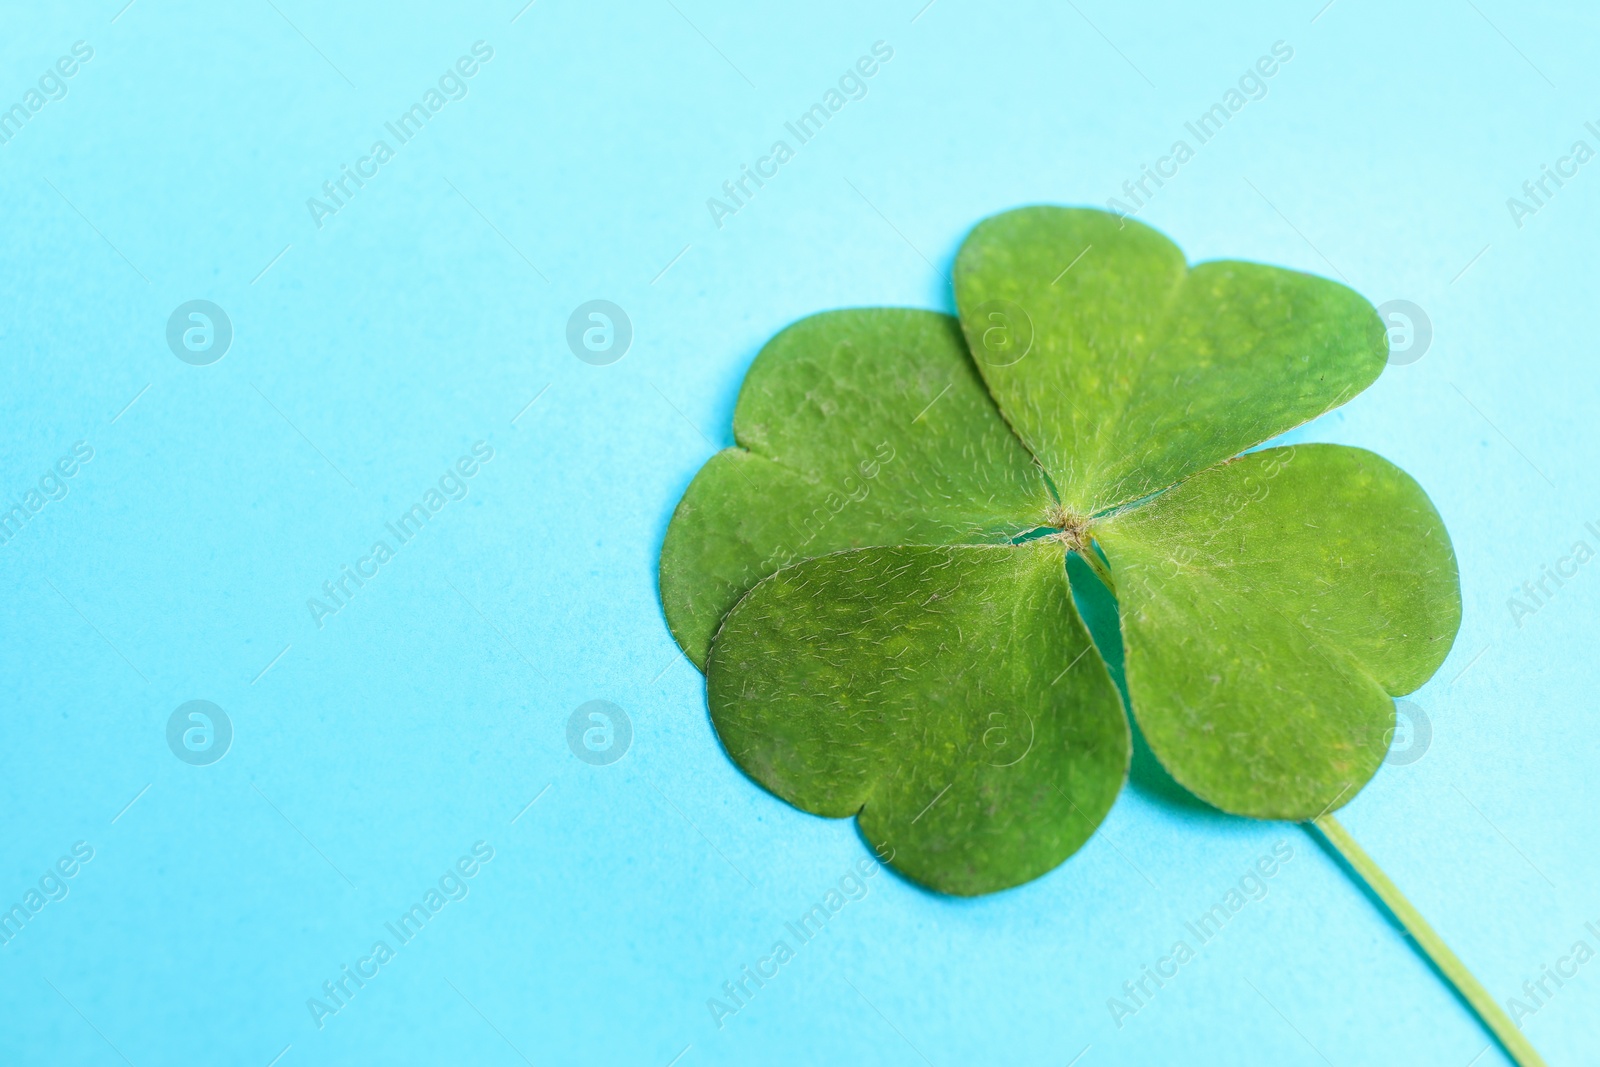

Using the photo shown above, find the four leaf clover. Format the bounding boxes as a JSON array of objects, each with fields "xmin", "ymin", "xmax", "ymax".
[{"xmin": 659, "ymin": 206, "xmax": 1461, "ymax": 896}]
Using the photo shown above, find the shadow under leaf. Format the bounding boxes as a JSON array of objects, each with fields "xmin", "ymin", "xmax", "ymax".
[{"xmin": 1066, "ymin": 549, "xmax": 1223, "ymax": 819}]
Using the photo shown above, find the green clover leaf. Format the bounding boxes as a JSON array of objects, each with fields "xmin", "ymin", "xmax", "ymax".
[{"xmin": 659, "ymin": 206, "xmax": 1461, "ymax": 896}]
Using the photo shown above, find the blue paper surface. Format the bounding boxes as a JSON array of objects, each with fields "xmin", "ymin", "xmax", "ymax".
[{"xmin": 2, "ymin": 2, "xmax": 1596, "ymax": 1063}]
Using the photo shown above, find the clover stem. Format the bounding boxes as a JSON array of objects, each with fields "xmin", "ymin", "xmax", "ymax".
[{"xmin": 1310, "ymin": 814, "xmax": 1546, "ymax": 1067}]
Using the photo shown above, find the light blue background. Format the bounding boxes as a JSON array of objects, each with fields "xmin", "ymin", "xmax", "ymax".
[{"xmin": 1, "ymin": 1, "xmax": 1595, "ymax": 1064}]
